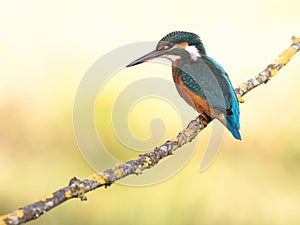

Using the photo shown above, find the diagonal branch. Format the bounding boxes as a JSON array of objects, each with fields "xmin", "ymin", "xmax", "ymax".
[{"xmin": 0, "ymin": 36, "xmax": 299, "ymax": 225}]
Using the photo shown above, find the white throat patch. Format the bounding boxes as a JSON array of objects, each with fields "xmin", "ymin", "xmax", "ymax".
[{"xmin": 185, "ymin": 45, "xmax": 201, "ymax": 61}]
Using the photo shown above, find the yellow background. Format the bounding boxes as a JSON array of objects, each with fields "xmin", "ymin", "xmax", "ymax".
[{"xmin": 1, "ymin": 0, "xmax": 300, "ymax": 224}]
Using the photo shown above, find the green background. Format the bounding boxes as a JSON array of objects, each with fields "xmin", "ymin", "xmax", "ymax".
[{"xmin": 1, "ymin": 0, "xmax": 300, "ymax": 224}]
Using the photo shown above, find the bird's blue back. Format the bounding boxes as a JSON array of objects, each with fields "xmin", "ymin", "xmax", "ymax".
[{"xmin": 177, "ymin": 55, "xmax": 241, "ymax": 140}]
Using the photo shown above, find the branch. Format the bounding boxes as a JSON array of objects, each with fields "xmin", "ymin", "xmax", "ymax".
[{"xmin": 1, "ymin": 36, "xmax": 299, "ymax": 225}]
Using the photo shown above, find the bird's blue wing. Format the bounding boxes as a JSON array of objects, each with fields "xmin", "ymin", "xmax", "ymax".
[
  {"xmin": 178, "ymin": 56, "xmax": 241, "ymax": 139},
  {"xmin": 179, "ymin": 57, "xmax": 232, "ymax": 111}
]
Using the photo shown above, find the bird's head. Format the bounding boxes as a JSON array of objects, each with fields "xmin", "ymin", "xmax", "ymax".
[{"xmin": 127, "ymin": 31, "xmax": 206, "ymax": 67}]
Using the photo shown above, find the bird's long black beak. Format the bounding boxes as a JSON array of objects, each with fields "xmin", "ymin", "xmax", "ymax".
[{"xmin": 126, "ymin": 49, "xmax": 167, "ymax": 67}]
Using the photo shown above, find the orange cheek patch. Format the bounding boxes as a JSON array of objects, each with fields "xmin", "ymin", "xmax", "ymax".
[{"xmin": 178, "ymin": 42, "xmax": 188, "ymax": 48}]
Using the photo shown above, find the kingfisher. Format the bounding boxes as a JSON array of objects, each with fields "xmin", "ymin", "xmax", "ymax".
[{"xmin": 127, "ymin": 31, "xmax": 241, "ymax": 140}]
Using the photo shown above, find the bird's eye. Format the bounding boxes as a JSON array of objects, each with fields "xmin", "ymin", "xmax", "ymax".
[
  {"xmin": 164, "ymin": 43, "xmax": 174, "ymax": 49},
  {"xmin": 157, "ymin": 42, "xmax": 174, "ymax": 51}
]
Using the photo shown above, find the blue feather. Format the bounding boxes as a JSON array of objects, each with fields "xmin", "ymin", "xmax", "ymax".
[
  {"xmin": 225, "ymin": 87, "xmax": 241, "ymax": 140},
  {"xmin": 205, "ymin": 56, "xmax": 241, "ymax": 140},
  {"xmin": 179, "ymin": 55, "xmax": 241, "ymax": 140}
]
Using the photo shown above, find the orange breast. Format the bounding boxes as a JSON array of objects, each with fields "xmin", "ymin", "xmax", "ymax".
[
  {"xmin": 174, "ymin": 74, "xmax": 212, "ymax": 117},
  {"xmin": 175, "ymin": 76, "xmax": 228, "ymax": 127}
]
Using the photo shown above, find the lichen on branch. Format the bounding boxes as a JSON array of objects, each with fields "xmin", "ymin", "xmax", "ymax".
[{"xmin": 0, "ymin": 36, "xmax": 299, "ymax": 225}]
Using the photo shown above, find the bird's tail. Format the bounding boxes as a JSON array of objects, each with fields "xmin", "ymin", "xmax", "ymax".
[
  {"xmin": 212, "ymin": 108, "xmax": 242, "ymax": 140},
  {"xmin": 225, "ymin": 114, "xmax": 241, "ymax": 140}
]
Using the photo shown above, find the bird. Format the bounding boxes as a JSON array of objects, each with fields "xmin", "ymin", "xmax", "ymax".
[{"xmin": 126, "ymin": 31, "xmax": 241, "ymax": 140}]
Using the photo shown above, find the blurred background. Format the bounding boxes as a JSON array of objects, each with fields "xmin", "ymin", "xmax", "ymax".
[{"xmin": 1, "ymin": 0, "xmax": 300, "ymax": 224}]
